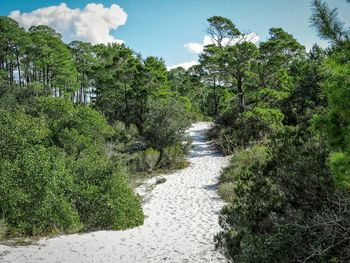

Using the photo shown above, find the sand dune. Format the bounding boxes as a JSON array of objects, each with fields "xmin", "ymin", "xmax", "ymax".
[{"xmin": 0, "ymin": 122, "xmax": 230, "ymax": 263}]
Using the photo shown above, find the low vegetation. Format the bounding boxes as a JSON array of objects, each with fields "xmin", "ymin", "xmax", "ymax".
[{"xmin": 196, "ymin": 1, "xmax": 350, "ymax": 262}]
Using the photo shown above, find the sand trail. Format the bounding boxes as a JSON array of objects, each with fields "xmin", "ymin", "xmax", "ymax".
[{"xmin": 0, "ymin": 122, "xmax": 230, "ymax": 263}]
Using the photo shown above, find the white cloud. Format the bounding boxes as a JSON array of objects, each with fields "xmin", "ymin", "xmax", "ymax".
[
  {"xmin": 184, "ymin": 32, "xmax": 260, "ymax": 54},
  {"xmin": 184, "ymin": 42, "xmax": 204, "ymax": 54},
  {"xmin": 167, "ymin": 61, "xmax": 198, "ymax": 70},
  {"xmin": 9, "ymin": 3, "xmax": 127, "ymax": 45}
]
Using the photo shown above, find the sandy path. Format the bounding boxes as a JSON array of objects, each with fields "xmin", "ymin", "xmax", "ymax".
[{"xmin": 0, "ymin": 122, "xmax": 230, "ymax": 263}]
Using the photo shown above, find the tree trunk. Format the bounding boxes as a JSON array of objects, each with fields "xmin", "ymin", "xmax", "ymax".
[
  {"xmin": 80, "ymin": 85, "xmax": 83, "ymax": 104},
  {"xmin": 84, "ymin": 88, "xmax": 88, "ymax": 105},
  {"xmin": 42, "ymin": 67, "xmax": 46, "ymax": 86},
  {"xmin": 237, "ymin": 77, "xmax": 245, "ymax": 113},
  {"xmin": 124, "ymin": 83, "xmax": 129, "ymax": 128},
  {"xmin": 213, "ymin": 79, "xmax": 218, "ymax": 116},
  {"xmin": 10, "ymin": 61, "xmax": 14, "ymax": 85},
  {"xmin": 46, "ymin": 66, "xmax": 49, "ymax": 86},
  {"xmin": 46, "ymin": 66, "xmax": 50, "ymax": 93},
  {"xmin": 15, "ymin": 48, "xmax": 22, "ymax": 88}
]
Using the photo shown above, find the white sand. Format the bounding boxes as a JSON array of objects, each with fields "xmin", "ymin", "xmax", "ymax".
[{"xmin": 0, "ymin": 122, "xmax": 231, "ymax": 263}]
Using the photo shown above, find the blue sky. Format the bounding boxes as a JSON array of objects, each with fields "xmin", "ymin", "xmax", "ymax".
[{"xmin": 1, "ymin": 0, "xmax": 350, "ymax": 68}]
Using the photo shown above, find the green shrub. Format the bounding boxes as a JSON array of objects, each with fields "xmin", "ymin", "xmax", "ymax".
[
  {"xmin": 220, "ymin": 144, "xmax": 271, "ymax": 183},
  {"xmin": 0, "ymin": 145, "xmax": 82, "ymax": 236},
  {"xmin": 0, "ymin": 108, "xmax": 49, "ymax": 159},
  {"xmin": 0, "ymin": 219, "xmax": 8, "ymax": 239},
  {"xmin": 0, "ymin": 99, "xmax": 144, "ymax": 237},
  {"xmin": 218, "ymin": 183, "xmax": 236, "ymax": 203},
  {"xmin": 143, "ymin": 98, "xmax": 191, "ymax": 150},
  {"xmin": 186, "ymin": 111, "xmax": 205, "ymax": 122},
  {"xmin": 329, "ymin": 151, "xmax": 350, "ymax": 189},
  {"xmin": 215, "ymin": 130, "xmax": 339, "ymax": 262},
  {"xmin": 158, "ymin": 144, "xmax": 186, "ymax": 170},
  {"xmin": 70, "ymin": 148, "xmax": 144, "ymax": 230},
  {"xmin": 112, "ymin": 121, "xmax": 139, "ymax": 143},
  {"xmin": 33, "ymin": 97, "xmax": 113, "ymax": 154},
  {"xmin": 174, "ymin": 160, "xmax": 190, "ymax": 170},
  {"xmin": 214, "ymin": 106, "xmax": 285, "ymax": 153},
  {"xmin": 136, "ymin": 148, "xmax": 160, "ymax": 173}
]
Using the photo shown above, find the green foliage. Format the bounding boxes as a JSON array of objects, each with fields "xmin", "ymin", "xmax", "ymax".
[
  {"xmin": 215, "ymin": 129, "xmax": 346, "ymax": 262},
  {"xmin": 0, "ymin": 98, "xmax": 144, "ymax": 237},
  {"xmin": 223, "ymin": 42, "xmax": 259, "ymax": 112},
  {"xmin": 329, "ymin": 152, "xmax": 350, "ymax": 189},
  {"xmin": 0, "ymin": 219, "xmax": 8, "ymax": 239},
  {"xmin": 220, "ymin": 144, "xmax": 271, "ymax": 184},
  {"xmin": 206, "ymin": 16, "xmax": 241, "ymax": 47},
  {"xmin": 69, "ymin": 41, "xmax": 96, "ymax": 104},
  {"xmin": 208, "ymin": 3, "xmax": 350, "ymax": 261},
  {"xmin": 158, "ymin": 144, "xmax": 188, "ymax": 170},
  {"xmin": 91, "ymin": 44, "xmax": 192, "ymax": 173},
  {"xmin": 214, "ymin": 106, "xmax": 284, "ymax": 153},
  {"xmin": 168, "ymin": 67, "xmax": 206, "ymax": 114},
  {"xmin": 198, "ymin": 45, "xmax": 227, "ymax": 116},
  {"xmin": 143, "ymin": 56, "xmax": 169, "ymax": 94},
  {"xmin": 136, "ymin": 148, "xmax": 161, "ymax": 173},
  {"xmin": 0, "ymin": 108, "xmax": 49, "ymax": 159},
  {"xmin": 283, "ymin": 45, "xmax": 326, "ymax": 125},
  {"xmin": 0, "ymin": 144, "xmax": 82, "ymax": 236},
  {"xmin": 313, "ymin": 56, "xmax": 350, "ymax": 189},
  {"xmin": 310, "ymin": 0, "xmax": 350, "ymax": 47},
  {"xmin": 33, "ymin": 97, "xmax": 113, "ymax": 152},
  {"xmin": 309, "ymin": 0, "xmax": 350, "ymax": 191},
  {"xmin": 244, "ymin": 107, "xmax": 284, "ymax": 141},
  {"xmin": 71, "ymin": 149, "xmax": 143, "ymax": 230},
  {"xmin": 28, "ymin": 25, "xmax": 78, "ymax": 95},
  {"xmin": 93, "ymin": 44, "xmax": 174, "ymax": 133},
  {"xmin": 217, "ymin": 183, "xmax": 236, "ymax": 203},
  {"xmin": 143, "ymin": 98, "xmax": 191, "ymax": 150}
]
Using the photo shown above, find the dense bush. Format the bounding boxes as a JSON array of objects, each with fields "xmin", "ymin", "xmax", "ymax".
[
  {"xmin": 214, "ymin": 107, "xmax": 284, "ymax": 154},
  {"xmin": 158, "ymin": 144, "xmax": 188, "ymax": 170},
  {"xmin": 217, "ymin": 183, "xmax": 236, "ymax": 203},
  {"xmin": 105, "ymin": 98, "xmax": 191, "ymax": 174},
  {"xmin": 0, "ymin": 98, "xmax": 144, "ymax": 237},
  {"xmin": 0, "ymin": 219, "xmax": 8, "ymax": 239},
  {"xmin": 1, "ymin": 145, "xmax": 82, "ymax": 236},
  {"xmin": 143, "ymin": 98, "xmax": 191, "ymax": 150},
  {"xmin": 215, "ymin": 129, "xmax": 350, "ymax": 262},
  {"xmin": 71, "ymin": 149, "xmax": 143, "ymax": 230}
]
